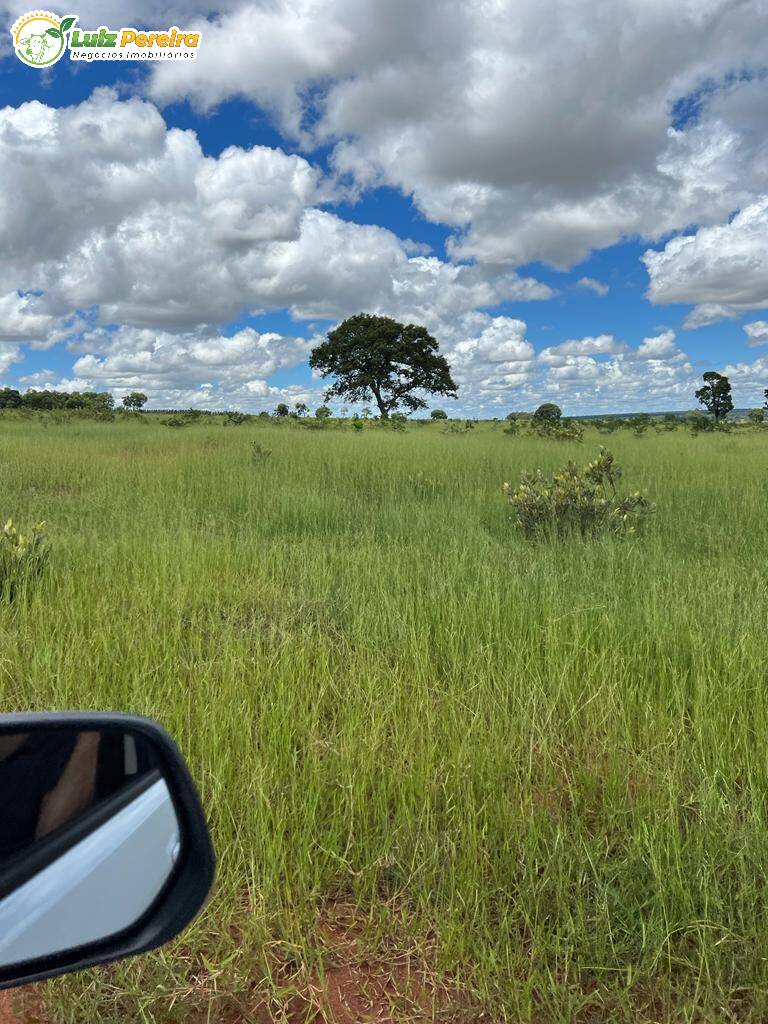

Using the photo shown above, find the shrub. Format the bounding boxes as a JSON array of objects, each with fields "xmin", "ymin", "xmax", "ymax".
[
  {"xmin": 0, "ymin": 519, "xmax": 48, "ymax": 600},
  {"xmin": 274, "ymin": 403, "xmax": 289, "ymax": 418},
  {"xmin": 503, "ymin": 419, "xmax": 519, "ymax": 435},
  {"xmin": 163, "ymin": 415, "xmax": 189, "ymax": 428},
  {"xmin": 250, "ymin": 442, "xmax": 272, "ymax": 461},
  {"xmin": 351, "ymin": 418, "xmax": 364, "ymax": 432},
  {"xmin": 225, "ymin": 411, "xmax": 249, "ymax": 426},
  {"xmin": 315, "ymin": 405, "xmax": 332, "ymax": 420},
  {"xmin": 504, "ymin": 447, "xmax": 653, "ymax": 540},
  {"xmin": 748, "ymin": 408, "xmax": 764, "ymax": 425},
  {"xmin": 687, "ymin": 411, "xmax": 715, "ymax": 435},
  {"xmin": 443, "ymin": 420, "xmax": 474, "ymax": 434},
  {"xmin": 533, "ymin": 419, "xmax": 583, "ymax": 442},
  {"xmin": 390, "ymin": 412, "xmax": 408, "ymax": 431},
  {"xmin": 430, "ymin": 409, "xmax": 448, "ymax": 420}
]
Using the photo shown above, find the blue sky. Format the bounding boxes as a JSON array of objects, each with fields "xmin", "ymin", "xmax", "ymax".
[{"xmin": 1, "ymin": 1, "xmax": 767, "ymax": 415}]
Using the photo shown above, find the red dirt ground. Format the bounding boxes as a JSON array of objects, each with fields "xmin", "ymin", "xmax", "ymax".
[{"xmin": 3, "ymin": 903, "xmax": 483, "ymax": 1024}]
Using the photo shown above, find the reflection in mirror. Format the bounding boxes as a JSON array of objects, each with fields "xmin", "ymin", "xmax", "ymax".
[{"xmin": 0, "ymin": 728, "xmax": 181, "ymax": 967}]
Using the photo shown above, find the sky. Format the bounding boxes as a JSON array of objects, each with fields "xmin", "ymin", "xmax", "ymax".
[{"xmin": 1, "ymin": 0, "xmax": 767, "ymax": 417}]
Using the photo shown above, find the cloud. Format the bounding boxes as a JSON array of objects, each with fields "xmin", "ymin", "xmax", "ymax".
[
  {"xmin": 539, "ymin": 335, "xmax": 627, "ymax": 365},
  {"xmin": 644, "ymin": 199, "xmax": 768, "ymax": 313},
  {"xmin": 70, "ymin": 326, "xmax": 314, "ymax": 392},
  {"xmin": 577, "ymin": 277, "xmax": 609, "ymax": 296},
  {"xmin": 744, "ymin": 321, "xmax": 768, "ymax": 346},
  {"xmin": 636, "ymin": 330, "xmax": 680, "ymax": 360},
  {"xmin": 682, "ymin": 303, "xmax": 740, "ymax": 330},
  {"xmin": 0, "ymin": 346, "xmax": 23, "ymax": 377},
  {"xmin": 720, "ymin": 355, "xmax": 768, "ymax": 399},
  {"xmin": 0, "ymin": 90, "xmax": 550, "ymax": 336},
  {"xmin": 0, "ymin": 292, "xmax": 52, "ymax": 342},
  {"xmin": 144, "ymin": 1, "xmax": 768, "ymax": 268},
  {"xmin": 446, "ymin": 316, "xmax": 536, "ymax": 387}
]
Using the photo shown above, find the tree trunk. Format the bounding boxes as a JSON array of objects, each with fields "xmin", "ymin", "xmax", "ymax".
[{"xmin": 371, "ymin": 384, "xmax": 388, "ymax": 419}]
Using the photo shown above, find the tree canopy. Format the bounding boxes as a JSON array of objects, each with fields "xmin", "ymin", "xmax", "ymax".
[
  {"xmin": 695, "ymin": 372, "xmax": 733, "ymax": 420},
  {"xmin": 533, "ymin": 403, "xmax": 562, "ymax": 422},
  {"xmin": 309, "ymin": 313, "xmax": 457, "ymax": 419},
  {"xmin": 122, "ymin": 391, "xmax": 147, "ymax": 410},
  {"xmin": 1, "ymin": 389, "xmax": 114, "ymax": 412}
]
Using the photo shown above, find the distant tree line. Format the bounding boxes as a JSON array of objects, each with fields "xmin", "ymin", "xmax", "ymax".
[
  {"xmin": 0, "ymin": 388, "xmax": 114, "ymax": 412},
  {"xmin": 2, "ymin": 333, "xmax": 766, "ymax": 427}
]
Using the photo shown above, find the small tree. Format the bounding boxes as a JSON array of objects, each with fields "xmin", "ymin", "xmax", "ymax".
[
  {"xmin": 274, "ymin": 403, "xmax": 289, "ymax": 418},
  {"xmin": 695, "ymin": 371, "xmax": 733, "ymax": 420},
  {"xmin": 122, "ymin": 391, "xmax": 147, "ymax": 411},
  {"xmin": 430, "ymin": 408, "xmax": 448, "ymax": 420},
  {"xmin": 748, "ymin": 408, "xmax": 764, "ymax": 425},
  {"xmin": 632, "ymin": 413, "xmax": 651, "ymax": 436},
  {"xmin": 294, "ymin": 401, "xmax": 309, "ymax": 417},
  {"xmin": 309, "ymin": 313, "xmax": 457, "ymax": 420},
  {"xmin": 315, "ymin": 405, "xmax": 332, "ymax": 420},
  {"xmin": 533, "ymin": 403, "xmax": 562, "ymax": 423}
]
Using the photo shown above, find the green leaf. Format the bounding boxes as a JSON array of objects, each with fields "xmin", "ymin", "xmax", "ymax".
[
  {"xmin": 59, "ymin": 16, "xmax": 76, "ymax": 32},
  {"xmin": 45, "ymin": 27, "xmax": 61, "ymax": 38}
]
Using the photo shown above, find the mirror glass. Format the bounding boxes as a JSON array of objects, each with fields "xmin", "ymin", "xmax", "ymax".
[{"xmin": 0, "ymin": 727, "xmax": 181, "ymax": 967}]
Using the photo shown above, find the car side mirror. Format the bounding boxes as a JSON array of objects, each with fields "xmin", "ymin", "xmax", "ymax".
[{"xmin": 0, "ymin": 712, "xmax": 215, "ymax": 989}]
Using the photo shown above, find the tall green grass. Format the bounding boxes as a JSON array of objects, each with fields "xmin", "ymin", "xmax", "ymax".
[{"xmin": 3, "ymin": 417, "xmax": 768, "ymax": 1021}]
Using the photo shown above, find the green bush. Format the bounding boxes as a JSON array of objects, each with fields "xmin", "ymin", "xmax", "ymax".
[
  {"xmin": 504, "ymin": 447, "xmax": 653, "ymax": 540},
  {"xmin": 0, "ymin": 519, "xmax": 48, "ymax": 600},
  {"xmin": 430, "ymin": 408, "xmax": 448, "ymax": 420},
  {"xmin": 687, "ymin": 411, "xmax": 731, "ymax": 435},
  {"xmin": 443, "ymin": 419, "xmax": 475, "ymax": 434},
  {"xmin": 250, "ymin": 442, "xmax": 272, "ymax": 462},
  {"xmin": 224, "ymin": 411, "xmax": 249, "ymax": 426},
  {"xmin": 532, "ymin": 419, "xmax": 584, "ymax": 442}
]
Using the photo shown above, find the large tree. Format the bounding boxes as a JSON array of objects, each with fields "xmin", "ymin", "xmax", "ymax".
[
  {"xmin": 695, "ymin": 371, "xmax": 733, "ymax": 420},
  {"xmin": 309, "ymin": 313, "xmax": 457, "ymax": 419}
]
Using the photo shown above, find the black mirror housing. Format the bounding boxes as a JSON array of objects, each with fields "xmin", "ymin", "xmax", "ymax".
[{"xmin": 0, "ymin": 712, "xmax": 215, "ymax": 989}]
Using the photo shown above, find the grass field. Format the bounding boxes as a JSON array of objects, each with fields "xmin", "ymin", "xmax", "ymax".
[{"xmin": 3, "ymin": 415, "xmax": 768, "ymax": 1023}]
